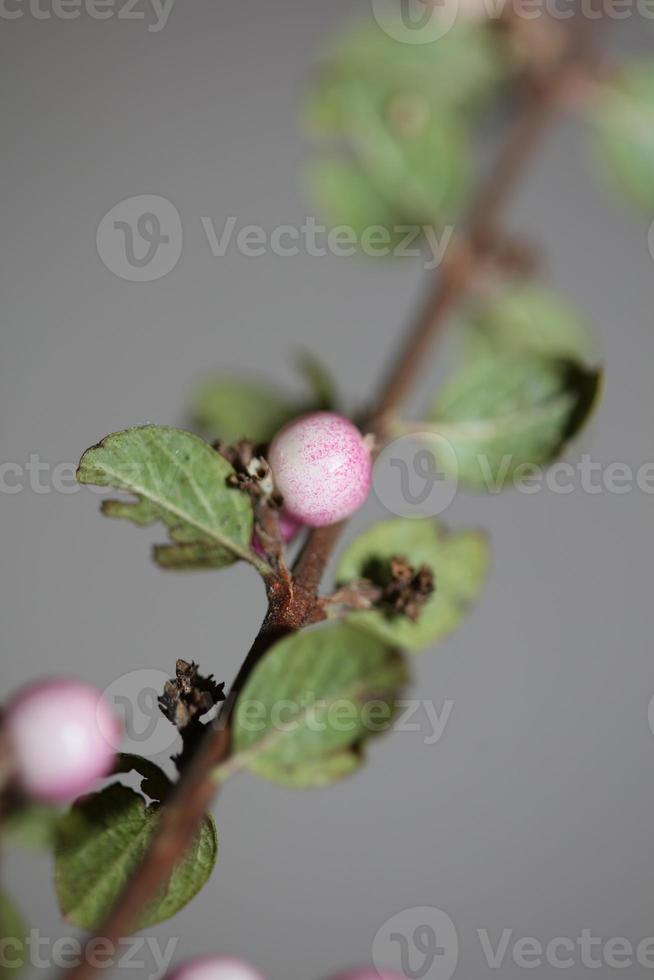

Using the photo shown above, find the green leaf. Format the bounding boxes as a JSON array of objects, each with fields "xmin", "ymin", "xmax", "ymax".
[
  {"xmin": 427, "ymin": 354, "xmax": 603, "ymax": 488},
  {"xmin": 77, "ymin": 425, "xmax": 261, "ymax": 572},
  {"xmin": 589, "ymin": 61, "xmax": 654, "ymax": 209},
  {"xmin": 307, "ymin": 158, "xmax": 406, "ymax": 244},
  {"xmin": 54, "ymin": 784, "xmax": 217, "ymax": 931},
  {"xmin": 308, "ymin": 82, "xmax": 468, "ymax": 245},
  {"xmin": 463, "ymin": 283, "xmax": 593, "ymax": 362},
  {"xmin": 336, "ymin": 518, "xmax": 488, "ymax": 651},
  {"xmin": 190, "ymin": 378, "xmax": 298, "ymax": 445},
  {"xmin": 4, "ymin": 804, "xmax": 66, "ymax": 850},
  {"xmin": 305, "ymin": 19, "xmax": 503, "ymax": 131},
  {"xmin": 294, "ymin": 350, "xmax": 339, "ymax": 411},
  {"xmin": 232, "ymin": 624, "xmax": 409, "ymax": 787},
  {"xmin": 0, "ymin": 892, "xmax": 27, "ymax": 978}
]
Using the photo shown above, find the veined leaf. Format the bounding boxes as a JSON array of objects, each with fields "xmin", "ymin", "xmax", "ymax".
[
  {"xmin": 426, "ymin": 354, "xmax": 603, "ymax": 488},
  {"xmin": 231, "ymin": 624, "xmax": 409, "ymax": 787},
  {"xmin": 336, "ymin": 518, "xmax": 488, "ymax": 651},
  {"xmin": 55, "ymin": 784, "xmax": 217, "ymax": 931},
  {"xmin": 77, "ymin": 425, "xmax": 261, "ymax": 572},
  {"xmin": 308, "ymin": 80, "xmax": 468, "ymax": 246}
]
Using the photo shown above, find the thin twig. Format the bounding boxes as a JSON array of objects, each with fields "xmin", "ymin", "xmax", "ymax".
[{"xmin": 60, "ymin": 26, "xmax": 594, "ymax": 980}]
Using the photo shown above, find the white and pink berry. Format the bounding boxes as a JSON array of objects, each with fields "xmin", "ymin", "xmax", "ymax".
[
  {"xmin": 268, "ymin": 411, "xmax": 372, "ymax": 527},
  {"xmin": 4, "ymin": 679, "xmax": 121, "ymax": 803},
  {"xmin": 165, "ymin": 957, "xmax": 266, "ymax": 980}
]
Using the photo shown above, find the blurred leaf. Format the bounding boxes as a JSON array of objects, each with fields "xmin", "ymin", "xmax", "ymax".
[
  {"xmin": 308, "ymin": 80, "xmax": 468, "ymax": 246},
  {"xmin": 4, "ymin": 804, "xmax": 65, "ymax": 850},
  {"xmin": 308, "ymin": 158, "xmax": 406, "ymax": 244},
  {"xmin": 336, "ymin": 518, "xmax": 488, "ymax": 651},
  {"xmin": 190, "ymin": 377, "xmax": 298, "ymax": 445},
  {"xmin": 589, "ymin": 62, "xmax": 654, "ymax": 209},
  {"xmin": 232, "ymin": 624, "xmax": 409, "ymax": 787},
  {"xmin": 464, "ymin": 282, "xmax": 593, "ymax": 362},
  {"xmin": 55, "ymin": 784, "xmax": 217, "ymax": 931},
  {"xmin": 77, "ymin": 425, "xmax": 257, "ymax": 570},
  {"xmin": 427, "ymin": 354, "xmax": 603, "ymax": 488},
  {"xmin": 294, "ymin": 350, "xmax": 339, "ymax": 411},
  {"xmin": 0, "ymin": 892, "xmax": 26, "ymax": 978},
  {"xmin": 305, "ymin": 18, "xmax": 504, "ymax": 131}
]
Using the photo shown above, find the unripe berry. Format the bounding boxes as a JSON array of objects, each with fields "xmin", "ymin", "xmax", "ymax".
[
  {"xmin": 268, "ymin": 412, "xmax": 372, "ymax": 527},
  {"xmin": 252, "ymin": 510, "xmax": 302, "ymax": 557},
  {"xmin": 165, "ymin": 957, "xmax": 266, "ymax": 980},
  {"xmin": 4, "ymin": 679, "xmax": 121, "ymax": 803}
]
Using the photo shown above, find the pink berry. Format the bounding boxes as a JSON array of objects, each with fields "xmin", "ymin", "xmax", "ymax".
[
  {"xmin": 252, "ymin": 510, "xmax": 302, "ymax": 557},
  {"xmin": 268, "ymin": 412, "xmax": 372, "ymax": 527},
  {"xmin": 4, "ymin": 679, "xmax": 121, "ymax": 803},
  {"xmin": 165, "ymin": 958, "xmax": 265, "ymax": 980}
]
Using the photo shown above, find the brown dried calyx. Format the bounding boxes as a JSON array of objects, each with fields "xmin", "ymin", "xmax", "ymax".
[
  {"xmin": 377, "ymin": 556, "xmax": 435, "ymax": 622},
  {"xmin": 215, "ymin": 439, "xmax": 282, "ymax": 506},
  {"xmin": 158, "ymin": 659, "xmax": 225, "ymax": 732}
]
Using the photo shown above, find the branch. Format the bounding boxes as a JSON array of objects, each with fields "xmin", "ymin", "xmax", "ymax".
[{"xmin": 61, "ymin": 27, "xmax": 594, "ymax": 980}]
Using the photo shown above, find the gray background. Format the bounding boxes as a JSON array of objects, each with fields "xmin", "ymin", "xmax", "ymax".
[{"xmin": 2, "ymin": 2, "xmax": 654, "ymax": 979}]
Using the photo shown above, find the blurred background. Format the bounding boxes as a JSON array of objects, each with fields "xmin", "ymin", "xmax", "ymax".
[{"xmin": 2, "ymin": 1, "xmax": 654, "ymax": 978}]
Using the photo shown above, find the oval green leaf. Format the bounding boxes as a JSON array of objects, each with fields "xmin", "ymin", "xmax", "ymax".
[
  {"xmin": 427, "ymin": 354, "xmax": 603, "ymax": 488},
  {"xmin": 54, "ymin": 784, "xmax": 217, "ymax": 931},
  {"xmin": 77, "ymin": 425, "xmax": 259, "ymax": 571},
  {"xmin": 232, "ymin": 623, "xmax": 409, "ymax": 787},
  {"xmin": 336, "ymin": 518, "xmax": 489, "ymax": 651}
]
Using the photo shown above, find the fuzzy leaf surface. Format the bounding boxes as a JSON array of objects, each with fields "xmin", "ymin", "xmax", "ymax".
[
  {"xmin": 427, "ymin": 354, "xmax": 603, "ymax": 488},
  {"xmin": 77, "ymin": 425, "xmax": 256, "ymax": 570},
  {"xmin": 54, "ymin": 784, "xmax": 217, "ymax": 931},
  {"xmin": 336, "ymin": 518, "xmax": 488, "ymax": 651},
  {"xmin": 232, "ymin": 624, "xmax": 409, "ymax": 787}
]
